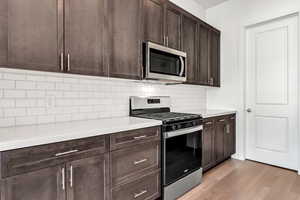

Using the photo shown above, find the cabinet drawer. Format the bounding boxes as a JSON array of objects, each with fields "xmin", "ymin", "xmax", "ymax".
[
  {"xmin": 112, "ymin": 170, "xmax": 161, "ymax": 200},
  {"xmin": 110, "ymin": 126, "xmax": 160, "ymax": 150},
  {"xmin": 111, "ymin": 140, "xmax": 160, "ymax": 186},
  {"xmin": 1, "ymin": 135, "xmax": 107, "ymax": 178}
]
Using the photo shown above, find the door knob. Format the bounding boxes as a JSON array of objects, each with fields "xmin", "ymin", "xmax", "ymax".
[{"xmin": 246, "ymin": 108, "xmax": 252, "ymax": 113}]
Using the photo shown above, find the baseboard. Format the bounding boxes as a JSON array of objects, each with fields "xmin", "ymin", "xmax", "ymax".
[{"xmin": 231, "ymin": 154, "xmax": 245, "ymax": 161}]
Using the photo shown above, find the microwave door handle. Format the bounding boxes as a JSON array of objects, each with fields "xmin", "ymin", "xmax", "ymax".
[{"xmin": 179, "ymin": 56, "xmax": 185, "ymax": 77}]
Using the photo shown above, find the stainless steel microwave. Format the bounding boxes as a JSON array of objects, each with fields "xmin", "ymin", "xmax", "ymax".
[{"xmin": 144, "ymin": 41, "xmax": 187, "ymax": 82}]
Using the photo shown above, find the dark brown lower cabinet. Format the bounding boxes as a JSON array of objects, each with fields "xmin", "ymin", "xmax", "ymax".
[
  {"xmin": 0, "ymin": 126, "xmax": 161, "ymax": 200},
  {"xmin": 202, "ymin": 119, "xmax": 215, "ymax": 171},
  {"xmin": 202, "ymin": 114, "xmax": 236, "ymax": 172},
  {"xmin": 2, "ymin": 165, "xmax": 65, "ymax": 200},
  {"xmin": 66, "ymin": 154, "xmax": 109, "ymax": 200}
]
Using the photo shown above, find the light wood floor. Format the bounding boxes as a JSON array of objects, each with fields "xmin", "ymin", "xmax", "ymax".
[{"xmin": 179, "ymin": 159, "xmax": 300, "ymax": 200}]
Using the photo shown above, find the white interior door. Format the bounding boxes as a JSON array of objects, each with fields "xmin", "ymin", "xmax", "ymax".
[{"xmin": 245, "ymin": 14, "xmax": 298, "ymax": 170}]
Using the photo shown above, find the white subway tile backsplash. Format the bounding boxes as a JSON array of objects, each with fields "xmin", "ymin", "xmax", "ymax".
[
  {"xmin": 4, "ymin": 108, "xmax": 26, "ymax": 117},
  {"xmin": 15, "ymin": 116, "xmax": 37, "ymax": 126},
  {"xmin": 0, "ymin": 118, "xmax": 15, "ymax": 127},
  {"xmin": 4, "ymin": 90, "xmax": 26, "ymax": 98},
  {"xmin": 0, "ymin": 80, "xmax": 15, "ymax": 89},
  {"xmin": 0, "ymin": 68, "xmax": 207, "ymax": 127},
  {"xmin": 0, "ymin": 99, "xmax": 15, "ymax": 108},
  {"xmin": 16, "ymin": 80, "xmax": 36, "ymax": 90}
]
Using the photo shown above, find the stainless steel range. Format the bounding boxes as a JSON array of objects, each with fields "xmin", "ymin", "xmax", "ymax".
[{"xmin": 130, "ymin": 96, "xmax": 203, "ymax": 200}]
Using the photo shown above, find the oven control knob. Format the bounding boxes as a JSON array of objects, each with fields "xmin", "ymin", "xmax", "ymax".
[
  {"xmin": 177, "ymin": 124, "xmax": 181, "ymax": 129},
  {"xmin": 171, "ymin": 125, "xmax": 176, "ymax": 130}
]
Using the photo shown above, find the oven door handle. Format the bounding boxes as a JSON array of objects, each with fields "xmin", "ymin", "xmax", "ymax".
[{"xmin": 164, "ymin": 125, "xmax": 203, "ymax": 139}]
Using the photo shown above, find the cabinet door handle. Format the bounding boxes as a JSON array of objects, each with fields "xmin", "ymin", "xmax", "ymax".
[
  {"xmin": 62, "ymin": 167, "xmax": 65, "ymax": 190},
  {"xmin": 134, "ymin": 135, "xmax": 147, "ymax": 140},
  {"xmin": 134, "ymin": 190, "xmax": 147, "ymax": 198},
  {"xmin": 166, "ymin": 36, "xmax": 169, "ymax": 46},
  {"xmin": 67, "ymin": 53, "xmax": 71, "ymax": 71},
  {"xmin": 60, "ymin": 53, "xmax": 64, "ymax": 71},
  {"xmin": 134, "ymin": 158, "xmax": 147, "ymax": 165},
  {"xmin": 205, "ymin": 122, "xmax": 213, "ymax": 125},
  {"xmin": 70, "ymin": 165, "xmax": 73, "ymax": 188},
  {"xmin": 55, "ymin": 150, "xmax": 79, "ymax": 157}
]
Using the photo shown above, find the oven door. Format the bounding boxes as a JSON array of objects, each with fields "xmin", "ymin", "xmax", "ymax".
[
  {"xmin": 145, "ymin": 42, "xmax": 187, "ymax": 82},
  {"xmin": 163, "ymin": 125, "xmax": 202, "ymax": 186}
]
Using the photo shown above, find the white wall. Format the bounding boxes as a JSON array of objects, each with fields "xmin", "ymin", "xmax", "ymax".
[
  {"xmin": 170, "ymin": 0, "xmax": 206, "ymax": 19},
  {"xmin": 206, "ymin": 0, "xmax": 300, "ymax": 161}
]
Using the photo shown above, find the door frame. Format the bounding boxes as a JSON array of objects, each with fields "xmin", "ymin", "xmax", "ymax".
[{"xmin": 241, "ymin": 11, "xmax": 300, "ymax": 174}]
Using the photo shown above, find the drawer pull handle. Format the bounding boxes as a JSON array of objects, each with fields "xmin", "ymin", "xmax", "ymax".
[
  {"xmin": 133, "ymin": 135, "xmax": 147, "ymax": 140},
  {"xmin": 205, "ymin": 122, "xmax": 213, "ymax": 125},
  {"xmin": 55, "ymin": 150, "xmax": 79, "ymax": 157},
  {"xmin": 134, "ymin": 158, "xmax": 148, "ymax": 165},
  {"xmin": 62, "ymin": 167, "xmax": 65, "ymax": 190},
  {"xmin": 134, "ymin": 190, "xmax": 147, "ymax": 198},
  {"xmin": 230, "ymin": 117, "xmax": 235, "ymax": 120},
  {"xmin": 219, "ymin": 119, "xmax": 225, "ymax": 122}
]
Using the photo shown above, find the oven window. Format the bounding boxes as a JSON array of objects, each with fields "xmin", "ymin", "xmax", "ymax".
[
  {"xmin": 150, "ymin": 49, "xmax": 183, "ymax": 76},
  {"xmin": 165, "ymin": 132, "xmax": 202, "ymax": 186}
]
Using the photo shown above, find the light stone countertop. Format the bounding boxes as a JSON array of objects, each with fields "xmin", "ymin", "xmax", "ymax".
[
  {"xmin": 0, "ymin": 117, "xmax": 162, "ymax": 151},
  {"xmin": 192, "ymin": 109, "xmax": 237, "ymax": 118}
]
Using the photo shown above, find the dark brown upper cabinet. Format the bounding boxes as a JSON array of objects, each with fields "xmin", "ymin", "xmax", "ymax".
[
  {"xmin": 0, "ymin": 0, "xmax": 108, "ymax": 76},
  {"xmin": 165, "ymin": 2, "xmax": 182, "ymax": 50},
  {"xmin": 2, "ymin": 165, "xmax": 65, "ymax": 200},
  {"xmin": 143, "ymin": 0, "xmax": 166, "ymax": 45},
  {"xmin": 209, "ymin": 29, "xmax": 221, "ymax": 87},
  {"xmin": 182, "ymin": 13, "xmax": 198, "ymax": 84},
  {"xmin": 0, "ymin": 0, "xmax": 64, "ymax": 72},
  {"xmin": 64, "ymin": 0, "xmax": 108, "ymax": 76},
  {"xmin": 108, "ymin": 0, "xmax": 143, "ymax": 80},
  {"xmin": 198, "ymin": 24, "xmax": 210, "ymax": 85}
]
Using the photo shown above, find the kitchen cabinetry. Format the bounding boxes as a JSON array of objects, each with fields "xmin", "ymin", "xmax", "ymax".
[
  {"xmin": 143, "ymin": 0, "xmax": 166, "ymax": 45},
  {"xmin": 165, "ymin": 2, "xmax": 182, "ymax": 50},
  {"xmin": 209, "ymin": 29, "xmax": 221, "ymax": 87},
  {"xmin": 182, "ymin": 13, "xmax": 198, "ymax": 84},
  {"xmin": 202, "ymin": 114, "xmax": 236, "ymax": 172},
  {"xmin": 0, "ymin": 0, "xmax": 221, "ymax": 86},
  {"xmin": 0, "ymin": 126, "xmax": 161, "ymax": 200},
  {"xmin": 187, "ymin": 22, "xmax": 221, "ymax": 87},
  {"xmin": 143, "ymin": 0, "xmax": 181, "ymax": 49},
  {"xmin": 64, "ymin": 0, "xmax": 108, "ymax": 76},
  {"xmin": 3, "ymin": 166, "xmax": 65, "ymax": 200},
  {"xmin": 0, "ymin": 0, "xmax": 64, "ymax": 72},
  {"xmin": 110, "ymin": 126, "xmax": 161, "ymax": 200},
  {"xmin": 108, "ymin": 0, "xmax": 143, "ymax": 80},
  {"xmin": 0, "ymin": 0, "xmax": 107, "ymax": 76}
]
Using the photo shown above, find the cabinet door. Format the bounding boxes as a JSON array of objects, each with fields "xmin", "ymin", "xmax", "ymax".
[
  {"xmin": 165, "ymin": 3, "xmax": 181, "ymax": 50},
  {"xmin": 198, "ymin": 24, "xmax": 210, "ymax": 85},
  {"xmin": 214, "ymin": 118, "xmax": 225, "ymax": 163},
  {"xmin": 64, "ymin": 0, "xmax": 108, "ymax": 76},
  {"xmin": 224, "ymin": 115, "xmax": 236, "ymax": 158},
  {"xmin": 108, "ymin": 0, "xmax": 142, "ymax": 80},
  {"xmin": 202, "ymin": 119, "xmax": 215, "ymax": 171},
  {"xmin": 66, "ymin": 154, "xmax": 109, "ymax": 200},
  {"xmin": 0, "ymin": 0, "xmax": 63, "ymax": 72},
  {"xmin": 209, "ymin": 29, "xmax": 221, "ymax": 87},
  {"xmin": 3, "ymin": 166, "xmax": 65, "ymax": 200},
  {"xmin": 182, "ymin": 14, "xmax": 198, "ymax": 84},
  {"xmin": 143, "ymin": 0, "xmax": 166, "ymax": 45}
]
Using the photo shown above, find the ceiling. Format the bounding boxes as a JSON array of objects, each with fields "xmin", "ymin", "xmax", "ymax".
[{"xmin": 195, "ymin": 0, "xmax": 229, "ymax": 9}]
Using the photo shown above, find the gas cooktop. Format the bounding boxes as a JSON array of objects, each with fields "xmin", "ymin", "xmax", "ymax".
[{"xmin": 137, "ymin": 112, "xmax": 200, "ymax": 123}]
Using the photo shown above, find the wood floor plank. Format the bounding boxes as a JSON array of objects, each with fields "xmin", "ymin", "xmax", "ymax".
[{"xmin": 179, "ymin": 159, "xmax": 300, "ymax": 200}]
